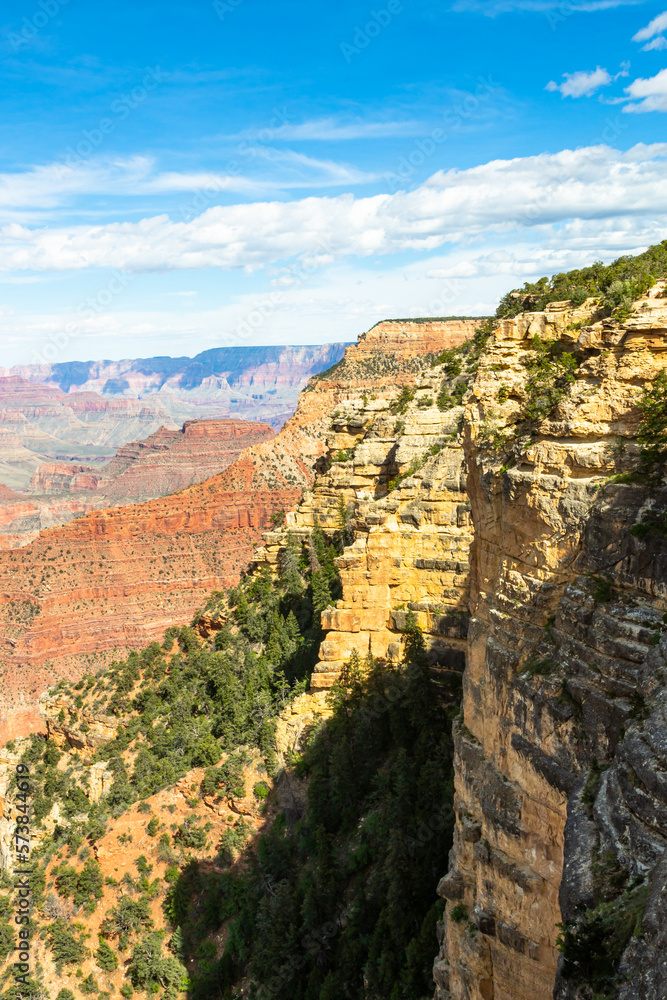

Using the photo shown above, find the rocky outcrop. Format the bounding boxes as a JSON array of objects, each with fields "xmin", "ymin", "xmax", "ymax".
[{"xmin": 258, "ymin": 368, "xmax": 472, "ymax": 690}]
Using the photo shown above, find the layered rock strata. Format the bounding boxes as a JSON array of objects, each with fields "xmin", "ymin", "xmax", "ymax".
[
  {"xmin": 0, "ymin": 320, "xmax": 470, "ymax": 731},
  {"xmin": 434, "ymin": 285, "xmax": 667, "ymax": 1000},
  {"xmin": 1, "ymin": 343, "xmax": 349, "ymax": 436},
  {"xmin": 256, "ymin": 368, "xmax": 473, "ymax": 690},
  {"xmin": 1, "ymin": 418, "xmax": 275, "ymax": 547},
  {"xmin": 255, "ymin": 295, "xmax": 667, "ymax": 999},
  {"xmin": 0, "ymin": 375, "xmax": 177, "ymax": 490}
]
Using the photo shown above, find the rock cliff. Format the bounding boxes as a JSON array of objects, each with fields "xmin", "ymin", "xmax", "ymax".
[
  {"xmin": 429, "ymin": 284, "xmax": 667, "ymax": 1000},
  {"xmin": 0, "ymin": 320, "xmax": 471, "ymax": 734},
  {"xmin": 0, "ymin": 419, "xmax": 275, "ymax": 548},
  {"xmin": 252, "ymin": 290, "xmax": 667, "ymax": 999}
]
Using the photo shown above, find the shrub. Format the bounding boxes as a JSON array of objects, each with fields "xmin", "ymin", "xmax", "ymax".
[
  {"xmin": 128, "ymin": 932, "xmax": 188, "ymax": 1000},
  {"xmin": 253, "ymin": 781, "xmax": 270, "ymax": 801},
  {"xmin": 390, "ymin": 386, "xmax": 415, "ymax": 415},
  {"xmin": 497, "ymin": 241, "xmax": 667, "ymax": 319},
  {"xmin": 48, "ymin": 919, "xmax": 86, "ymax": 970},
  {"xmin": 176, "ymin": 815, "xmax": 207, "ymax": 850},
  {"xmin": 96, "ymin": 936, "xmax": 119, "ymax": 972},
  {"xmin": 521, "ymin": 335, "xmax": 579, "ymax": 427},
  {"xmin": 101, "ymin": 895, "xmax": 153, "ymax": 950},
  {"xmin": 74, "ymin": 858, "xmax": 104, "ymax": 912},
  {"xmin": 557, "ymin": 883, "xmax": 649, "ymax": 995},
  {"xmin": 79, "ymin": 973, "xmax": 98, "ymax": 995}
]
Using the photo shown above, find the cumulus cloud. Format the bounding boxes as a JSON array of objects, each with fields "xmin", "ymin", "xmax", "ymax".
[
  {"xmin": 624, "ymin": 68, "xmax": 667, "ymax": 112},
  {"xmin": 546, "ymin": 67, "xmax": 612, "ymax": 97},
  {"xmin": 0, "ymin": 144, "xmax": 666, "ymax": 274}
]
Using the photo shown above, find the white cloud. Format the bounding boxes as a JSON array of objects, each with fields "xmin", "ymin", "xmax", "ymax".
[
  {"xmin": 0, "ymin": 144, "xmax": 665, "ymax": 274},
  {"xmin": 633, "ymin": 10, "xmax": 667, "ymax": 49},
  {"xmin": 452, "ymin": 0, "xmax": 645, "ymax": 13},
  {"xmin": 624, "ymin": 68, "xmax": 667, "ymax": 112},
  {"xmin": 546, "ymin": 67, "xmax": 612, "ymax": 97},
  {"xmin": 633, "ymin": 9, "xmax": 667, "ymax": 39},
  {"xmin": 6, "ymin": 222, "xmax": 664, "ymax": 367},
  {"xmin": 229, "ymin": 118, "xmax": 426, "ymax": 142},
  {"xmin": 0, "ymin": 153, "xmax": 382, "ymax": 225}
]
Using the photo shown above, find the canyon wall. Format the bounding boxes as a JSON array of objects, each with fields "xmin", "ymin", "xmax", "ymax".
[
  {"xmin": 1, "ymin": 342, "xmax": 349, "ymax": 434},
  {"xmin": 0, "ymin": 418, "xmax": 275, "ymax": 548},
  {"xmin": 0, "ymin": 375, "xmax": 176, "ymax": 490},
  {"xmin": 0, "ymin": 319, "xmax": 473, "ymax": 738},
  {"xmin": 255, "ymin": 298, "xmax": 667, "ymax": 998},
  {"xmin": 10, "ymin": 298, "xmax": 666, "ymax": 998},
  {"xmin": 432, "ymin": 286, "xmax": 667, "ymax": 1000}
]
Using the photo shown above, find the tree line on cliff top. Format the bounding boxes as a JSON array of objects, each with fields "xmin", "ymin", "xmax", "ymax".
[{"xmin": 496, "ymin": 239, "xmax": 667, "ymax": 320}]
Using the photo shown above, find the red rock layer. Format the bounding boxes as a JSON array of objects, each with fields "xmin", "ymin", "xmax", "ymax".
[
  {"xmin": 0, "ymin": 454, "xmax": 304, "ymax": 715},
  {"xmin": 0, "ymin": 419, "xmax": 275, "ymax": 548},
  {"xmin": 0, "ymin": 318, "xmax": 485, "ymax": 733}
]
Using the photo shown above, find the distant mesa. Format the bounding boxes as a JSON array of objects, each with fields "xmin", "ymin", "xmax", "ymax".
[{"xmin": 0, "ymin": 343, "xmax": 348, "ymax": 491}]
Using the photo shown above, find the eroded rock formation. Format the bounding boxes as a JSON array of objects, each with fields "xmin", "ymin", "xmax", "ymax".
[
  {"xmin": 0, "ymin": 418, "xmax": 275, "ymax": 547},
  {"xmin": 0, "ymin": 320, "xmax": 472, "ymax": 733},
  {"xmin": 254, "ymin": 294, "xmax": 667, "ymax": 999}
]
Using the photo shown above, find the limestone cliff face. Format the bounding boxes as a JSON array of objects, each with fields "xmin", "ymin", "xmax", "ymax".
[{"xmin": 434, "ymin": 284, "xmax": 667, "ymax": 1000}]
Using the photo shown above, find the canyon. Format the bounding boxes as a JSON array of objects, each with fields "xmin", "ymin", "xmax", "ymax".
[
  {"xmin": 4, "ymin": 292, "xmax": 667, "ymax": 997},
  {"xmin": 0, "ymin": 417, "xmax": 275, "ymax": 548},
  {"xmin": 253, "ymin": 289, "xmax": 667, "ymax": 998},
  {"xmin": 0, "ymin": 318, "xmax": 478, "ymax": 739},
  {"xmin": 0, "ymin": 344, "xmax": 347, "ymax": 492},
  {"xmin": 0, "ymin": 375, "xmax": 177, "ymax": 491}
]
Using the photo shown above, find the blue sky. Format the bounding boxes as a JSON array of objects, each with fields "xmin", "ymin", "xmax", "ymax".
[{"xmin": 0, "ymin": 0, "xmax": 666, "ymax": 366}]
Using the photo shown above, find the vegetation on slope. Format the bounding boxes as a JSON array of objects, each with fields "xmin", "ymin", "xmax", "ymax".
[
  {"xmin": 2, "ymin": 503, "xmax": 458, "ymax": 1000},
  {"xmin": 166, "ymin": 615, "xmax": 456, "ymax": 1000}
]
